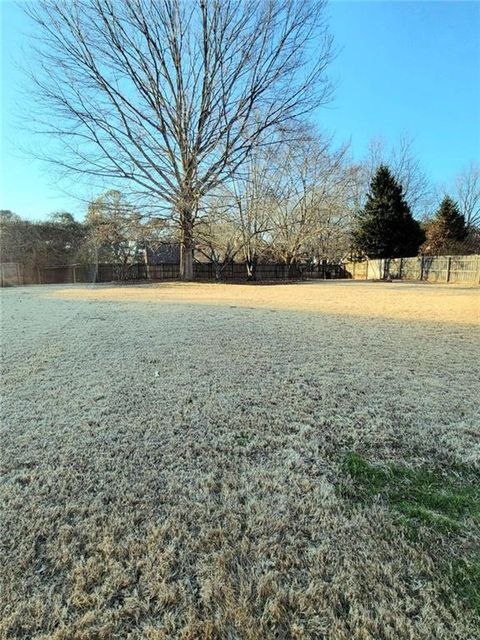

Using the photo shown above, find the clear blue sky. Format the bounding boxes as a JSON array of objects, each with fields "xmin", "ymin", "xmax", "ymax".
[{"xmin": 1, "ymin": 0, "xmax": 479, "ymax": 220}]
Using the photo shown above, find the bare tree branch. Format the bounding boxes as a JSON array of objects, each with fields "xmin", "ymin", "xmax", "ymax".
[{"xmin": 455, "ymin": 162, "xmax": 480, "ymax": 228}]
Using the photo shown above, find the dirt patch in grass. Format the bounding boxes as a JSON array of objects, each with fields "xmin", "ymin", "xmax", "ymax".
[{"xmin": 1, "ymin": 284, "xmax": 479, "ymax": 638}]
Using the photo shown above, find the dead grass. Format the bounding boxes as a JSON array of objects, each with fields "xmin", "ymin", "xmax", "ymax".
[
  {"xmin": 49, "ymin": 280, "xmax": 480, "ymax": 325},
  {"xmin": 1, "ymin": 282, "xmax": 479, "ymax": 639}
]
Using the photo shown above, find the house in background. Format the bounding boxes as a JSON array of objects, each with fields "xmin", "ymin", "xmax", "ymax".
[
  {"xmin": 145, "ymin": 242, "xmax": 181, "ymax": 265},
  {"xmin": 145, "ymin": 241, "xmax": 215, "ymax": 266}
]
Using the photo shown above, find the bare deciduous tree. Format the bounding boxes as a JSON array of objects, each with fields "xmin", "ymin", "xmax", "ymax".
[
  {"xmin": 26, "ymin": 0, "xmax": 334, "ymax": 279},
  {"xmin": 455, "ymin": 162, "xmax": 480, "ymax": 228},
  {"xmin": 266, "ymin": 133, "xmax": 351, "ymax": 270},
  {"xmin": 228, "ymin": 151, "xmax": 277, "ymax": 279},
  {"xmin": 86, "ymin": 190, "xmax": 144, "ymax": 278},
  {"xmin": 306, "ymin": 162, "xmax": 362, "ymax": 262},
  {"xmin": 195, "ymin": 202, "xmax": 244, "ymax": 280},
  {"xmin": 364, "ymin": 134, "xmax": 432, "ymax": 215}
]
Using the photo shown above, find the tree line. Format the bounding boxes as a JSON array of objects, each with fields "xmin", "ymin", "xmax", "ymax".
[
  {"xmin": 351, "ymin": 164, "xmax": 479, "ymax": 260},
  {"xmin": 3, "ymin": 0, "xmax": 479, "ymax": 280},
  {"xmin": 1, "ymin": 153, "xmax": 479, "ymax": 281}
]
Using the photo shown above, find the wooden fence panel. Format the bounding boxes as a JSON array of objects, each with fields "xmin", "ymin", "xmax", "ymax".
[
  {"xmin": 421, "ymin": 256, "xmax": 448, "ymax": 282},
  {"xmin": 42, "ymin": 265, "xmax": 75, "ymax": 284},
  {"xmin": 401, "ymin": 257, "xmax": 421, "ymax": 280},
  {"xmin": 148, "ymin": 263, "xmax": 180, "ymax": 280},
  {"xmin": 343, "ymin": 261, "xmax": 368, "ymax": 279},
  {"xmin": 448, "ymin": 255, "xmax": 480, "ymax": 283},
  {"xmin": 193, "ymin": 263, "xmax": 215, "ymax": 279},
  {"xmin": 74, "ymin": 265, "xmax": 96, "ymax": 282},
  {"xmin": 302, "ymin": 264, "xmax": 347, "ymax": 279},
  {"xmin": 0, "ymin": 262, "xmax": 22, "ymax": 286},
  {"xmin": 345, "ymin": 254, "xmax": 479, "ymax": 284},
  {"xmin": 367, "ymin": 259, "xmax": 383, "ymax": 280}
]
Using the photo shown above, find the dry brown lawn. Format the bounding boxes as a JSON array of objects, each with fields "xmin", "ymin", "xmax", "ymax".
[
  {"xmin": 49, "ymin": 279, "xmax": 480, "ymax": 325},
  {"xmin": 1, "ymin": 281, "xmax": 479, "ymax": 639}
]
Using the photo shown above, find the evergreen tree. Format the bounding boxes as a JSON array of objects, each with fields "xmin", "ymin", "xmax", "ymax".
[
  {"xmin": 352, "ymin": 165, "xmax": 425, "ymax": 258},
  {"xmin": 421, "ymin": 196, "xmax": 467, "ymax": 255}
]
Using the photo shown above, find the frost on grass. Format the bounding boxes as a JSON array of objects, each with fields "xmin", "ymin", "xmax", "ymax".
[{"xmin": 1, "ymin": 283, "xmax": 479, "ymax": 639}]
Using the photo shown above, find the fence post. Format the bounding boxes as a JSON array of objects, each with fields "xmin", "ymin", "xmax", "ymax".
[
  {"xmin": 420, "ymin": 255, "xmax": 424, "ymax": 281},
  {"xmin": 72, "ymin": 265, "xmax": 77, "ymax": 284},
  {"xmin": 399, "ymin": 258, "xmax": 403, "ymax": 280},
  {"xmin": 446, "ymin": 256, "xmax": 451, "ymax": 283}
]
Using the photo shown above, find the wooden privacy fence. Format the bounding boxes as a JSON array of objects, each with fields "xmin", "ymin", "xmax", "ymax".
[
  {"xmin": 3, "ymin": 255, "xmax": 478, "ymax": 286},
  {"xmin": 149, "ymin": 262, "xmax": 347, "ymax": 281},
  {"xmin": 0, "ymin": 263, "xmax": 147, "ymax": 285},
  {"xmin": 1, "ymin": 261, "xmax": 346, "ymax": 285},
  {"xmin": 343, "ymin": 254, "xmax": 480, "ymax": 284},
  {"xmin": 40, "ymin": 263, "xmax": 148, "ymax": 283}
]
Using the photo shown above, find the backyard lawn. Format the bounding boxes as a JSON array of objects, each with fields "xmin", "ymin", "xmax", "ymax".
[{"xmin": 1, "ymin": 281, "xmax": 479, "ymax": 639}]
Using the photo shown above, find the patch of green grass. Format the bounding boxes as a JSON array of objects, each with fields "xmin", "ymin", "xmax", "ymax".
[
  {"xmin": 343, "ymin": 452, "xmax": 480, "ymax": 614},
  {"xmin": 344, "ymin": 452, "xmax": 479, "ymax": 536},
  {"xmin": 449, "ymin": 555, "xmax": 480, "ymax": 615}
]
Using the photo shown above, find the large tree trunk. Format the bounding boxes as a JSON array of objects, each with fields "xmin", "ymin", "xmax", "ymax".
[
  {"xmin": 214, "ymin": 262, "xmax": 222, "ymax": 281},
  {"xmin": 245, "ymin": 255, "xmax": 257, "ymax": 281},
  {"xmin": 286, "ymin": 256, "xmax": 298, "ymax": 280},
  {"xmin": 179, "ymin": 202, "xmax": 194, "ymax": 280}
]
